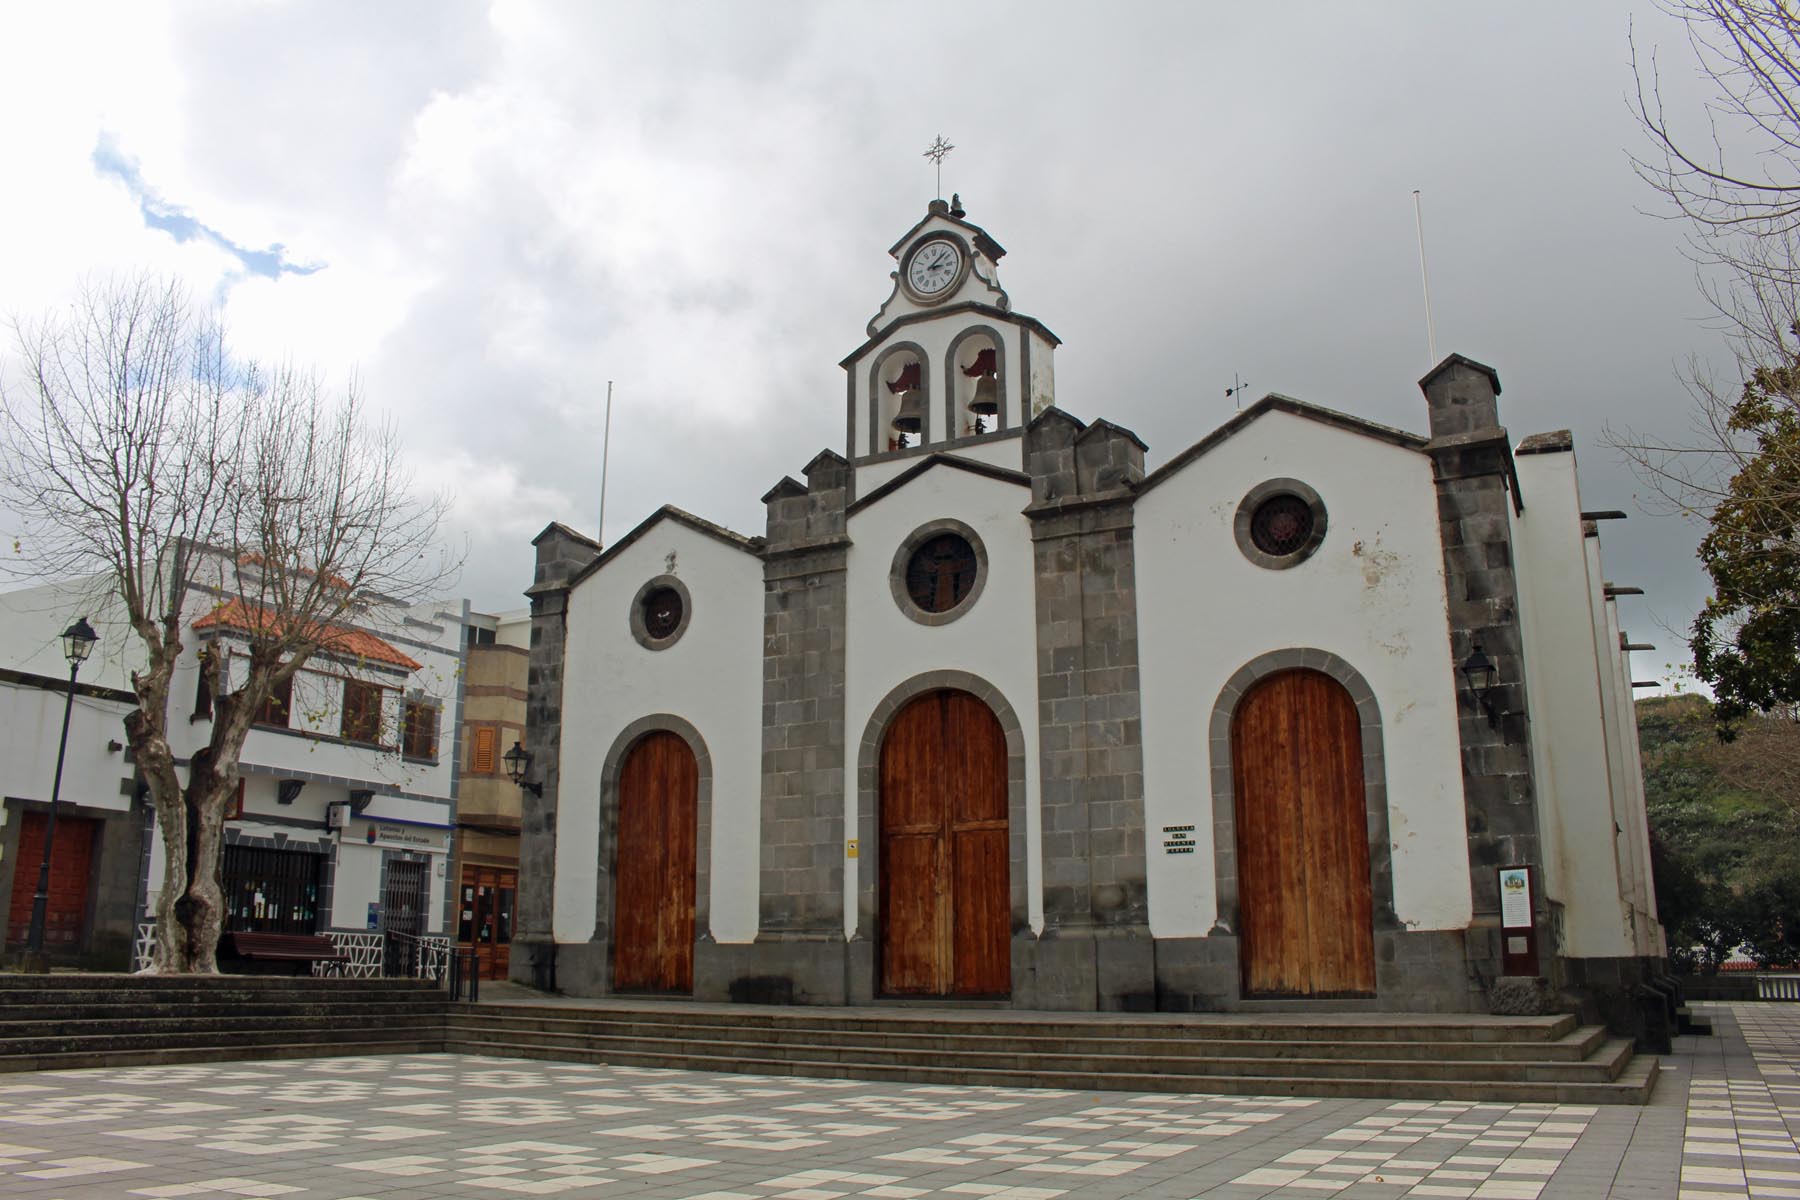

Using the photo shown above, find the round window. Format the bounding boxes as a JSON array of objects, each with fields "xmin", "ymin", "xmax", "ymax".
[
  {"xmin": 1234, "ymin": 479, "xmax": 1327, "ymax": 570},
  {"xmin": 642, "ymin": 587, "xmax": 683, "ymax": 640},
  {"xmin": 906, "ymin": 534, "xmax": 978, "ymax": 613},
  {"xmin": 1249, "ymin": 494, "xmax": 1315, "ymax": 558},
  {"xmin": 630, "ymin": 575, "xmax": 692, "ymax": 650}
]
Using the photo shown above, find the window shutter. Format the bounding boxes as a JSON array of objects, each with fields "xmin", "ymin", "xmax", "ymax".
[{"xmin": 473, "ymin": 727, "xmax": 497, "ymax": 774}]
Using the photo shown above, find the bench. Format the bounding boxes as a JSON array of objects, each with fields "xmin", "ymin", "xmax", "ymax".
[{"xmin": 220, "ymin": 932, "xmax": 349, "ymax": 976}]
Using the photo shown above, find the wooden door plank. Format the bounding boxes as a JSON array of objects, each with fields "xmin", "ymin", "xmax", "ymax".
[
  {"xmin": 1234, "ymin": 674, "xmax": 1309, "ymax": 996},
  {"xmin": 613, "ymin": 731, "xmax": 698, "ymax": 993},
  {"xmin": 881, "ymin": 695, "xmax": 947, "ymax": 994}
]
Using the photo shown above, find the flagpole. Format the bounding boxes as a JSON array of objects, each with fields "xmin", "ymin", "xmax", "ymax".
[
  {"xmin": 1413, "ymin": 190, "xmax": 1439, "ymax": 368},
  {"xmin": 597, "ymin": 380, "xmax": 613, "ymax": 544}
]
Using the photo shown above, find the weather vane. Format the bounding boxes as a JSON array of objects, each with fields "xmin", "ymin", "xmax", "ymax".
[{"xmin": 923, "ymin": 135, "xmax": 955, "ymax": 199}]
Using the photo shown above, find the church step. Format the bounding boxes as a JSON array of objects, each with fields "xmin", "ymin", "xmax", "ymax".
[
  {"xmin": 442, "ymin": 1035, "xmax": 1658, "ymax": 1104},
  {"xmin": 0, "ymin": 1037, "xmax": 446, "ymax": 1074},
  {"xmin": 0, "ymin": 974, "xmax": 438, "ymax": 992},
  {"xmin": 0, "ymin": 1022, "xmax": 447, "ymax": 1060},
  {"xmin": 0, "ymin": 1003, "xmax": 451, "ymax": 1025},
  {"xmin": 453, "ymin": 1011, "xmax": 1610, "ymax": 1063},
  {"xmin": 468, "ymin": 1002, "xmax": 1579, "ymax": 1044},
  {"xmin": 441, "ymin": 1021, "xmax": 1632, "ymax": 1084},
  {"xmin": 0, "ymin": 1009, "xmax": 455, "ymax": 1040}
]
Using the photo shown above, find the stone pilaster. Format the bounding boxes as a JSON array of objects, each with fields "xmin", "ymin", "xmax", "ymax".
[
  {"xmin": 1022, "ymin": 411, "xmax": 1153, "ymax": 1010},
  {"xmin": 512, "ymin": 521, "xmax": 600, "ymax": 986},
  {"xmin": 1420, "ymin": 354, "xmax": 1544, "ymax": 998},
  {"xmin": 748, "ymin": 450, "xmax": 850, "ymax": 1002}
]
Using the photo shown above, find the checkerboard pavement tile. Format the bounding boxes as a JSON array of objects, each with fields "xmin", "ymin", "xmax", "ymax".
[{"xmin": 7, "ymin": 1005, "xmax": 1800, "ymax": 1198}]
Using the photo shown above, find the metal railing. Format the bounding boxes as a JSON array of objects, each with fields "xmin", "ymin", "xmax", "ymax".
[{"xmin": 131, "ymin": 922, "xmax": 451, "ymax": 983}]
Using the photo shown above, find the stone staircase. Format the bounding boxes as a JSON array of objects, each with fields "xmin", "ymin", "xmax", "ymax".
[
  {"xmin": 445, "ymin": 998, "xmax": 1658, "ymax": 1104},
  {"xmin": 0, "ymin": 974, "xmax": 448, "ymax": 1072},
  {"xmin": 0, "ymin": 976, "xmax": 1657, "ymax": 1103}
]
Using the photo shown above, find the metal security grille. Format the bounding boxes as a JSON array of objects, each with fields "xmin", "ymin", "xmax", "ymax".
[
  {"xmin": 906, "ymin": 534, "xmax": 978, "ymax": 612},
  {"xmin": 381, "ymin": 858, "xmax": 430, "ymax": 974},
  {"xmin": 1250, "ymin": 494, "xmax": 1315, "ymax": 558},
  {"xmin": 221, "ymin": 845, "xmax": 323, "ymax": 934}
]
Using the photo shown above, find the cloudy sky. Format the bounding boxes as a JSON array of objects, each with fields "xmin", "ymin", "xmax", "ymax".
[{"xmin": 0, "ymin": 3, "xmax": 1742, "ymax": 687}]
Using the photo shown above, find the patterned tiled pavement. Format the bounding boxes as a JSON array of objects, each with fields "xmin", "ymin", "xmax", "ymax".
[{"xmin": 0, "ymin": 1003, "xmax": 1796, "ymax": 1199}]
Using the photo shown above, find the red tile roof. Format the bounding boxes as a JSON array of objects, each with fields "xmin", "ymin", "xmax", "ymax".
[
  {"xmin": 193, "ymin": 599, "xmax": 422, "ymax": 671},
  {"xmin": 236, "ymin": 553, "xmax": 351, "ymax": 591}
]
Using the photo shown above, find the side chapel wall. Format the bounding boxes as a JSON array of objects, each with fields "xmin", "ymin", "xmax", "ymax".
[
  {"xmin": 1134, "ymin": 410, "xmax": 1471, "ymax": 941},
  {"xmin": 553, "ymin": 527, "xmax": 764, "ymax": 964}
]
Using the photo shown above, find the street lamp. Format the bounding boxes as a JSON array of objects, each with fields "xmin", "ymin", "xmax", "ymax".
[
  {"xmin": 21, "ymin": 617, "xmax": 98, "ymax": 974},
  {"xmin": 503, "ymin": 740, "xmax": 542, "ymax": 797}
]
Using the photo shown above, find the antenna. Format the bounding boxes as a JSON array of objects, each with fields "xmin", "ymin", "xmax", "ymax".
[
  {"xmin": 1412, "ymin": 190, "xmax": 1439, "ymax": 368},
  {"xmin": 597, "ymin": 380, "xmax": 614, "ymax": 544}
]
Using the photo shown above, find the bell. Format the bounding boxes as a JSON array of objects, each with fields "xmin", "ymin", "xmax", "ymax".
[
  {"xmin": 970, "ymin": 375, "xmax": 999, "ymax": 416},
  {"xmin": 891, "ymin": 388, "xmax": 926, "ymax": 434}
]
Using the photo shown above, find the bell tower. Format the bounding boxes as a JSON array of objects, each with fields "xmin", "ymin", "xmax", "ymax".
[{"xmin": 842, "ymin": 197, "xmax": 1059, "ymax": 470}]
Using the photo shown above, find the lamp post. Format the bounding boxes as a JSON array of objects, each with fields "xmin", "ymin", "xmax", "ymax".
[
  {"xmin": 21, "ymin": 617, "xmax": 98, "ymax": 974},
  {"xmin": 503, "ymin": 741, "xmax": 542, "ymax": 798}
]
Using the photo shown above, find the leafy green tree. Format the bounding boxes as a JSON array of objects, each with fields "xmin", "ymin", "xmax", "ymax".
[
  {"xmin": 1691, "ymin": 350, "xmax": 1800, "ymax": 725},
  {"xmin": 1639, "ymin": 694, "xmax": 1800, "ymax": 970}
]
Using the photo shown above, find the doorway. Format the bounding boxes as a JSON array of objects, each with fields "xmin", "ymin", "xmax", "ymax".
[
  {"xmin": 5, "ymin": 813, "xmax": 99, "ymax": 950},
  {"xmin": 612, "ymin": 730, "xmax": 697, "ymax": 993},
  {"xmin": 878, "ymin": 689, "xmax": 1010, "ymax": 997},
  {"xmin": 457, "ymin": 866, "xmax": 516, "ymax": 980},
  {"xmin": 1232, "ymin": 668, "xmax": 1375, "ymax": 997}
]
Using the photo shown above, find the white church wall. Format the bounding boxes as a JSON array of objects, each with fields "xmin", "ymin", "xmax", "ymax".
[
  {"xmin": 844, "ymin": 463, "xmax": 1043, "ymax": 936},
  {"xmin": 854, "ymin": 433, "xmax": 1024, "ymax": 495},
  {"xmin": 1134, "ymin": 409, "xmax": 1470, "ymax": 938},
  {"xmin": 556, "ymin": 523, "xmax": 764, "ymax": 945},
  {"xmin": 1510, "ymin": 449, "xmax": 1636, "ymax": 959}
]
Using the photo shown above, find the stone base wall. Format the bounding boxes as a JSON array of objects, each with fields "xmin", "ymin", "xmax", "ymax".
[
  {"xmin": 1153, "ymin": 929, "xmax": 1480, "ymax": 1013},
  {"xmin": 1559, "ymin": 953, "xmax": 1677, "ymax": 1051}
]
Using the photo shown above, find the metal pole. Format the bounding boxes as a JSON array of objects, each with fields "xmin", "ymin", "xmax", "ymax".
[
  {"xmin": 597, "ymin": 380, "xmax": 614, "ymax": 544},
  {"xmin": 1412, "ymin": 189, "xmax": 1439, "ymax": 369},
  {"xmin": 23, "ymin": 657, "xmax": 82, "ymax": 973}
]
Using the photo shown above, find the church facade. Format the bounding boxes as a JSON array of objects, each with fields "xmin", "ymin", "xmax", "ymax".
[{"xmin": 514, "ymin": 199, "xmax": 1664, "ymax": 1017}]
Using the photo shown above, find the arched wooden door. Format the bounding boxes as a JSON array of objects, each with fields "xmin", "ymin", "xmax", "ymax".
[
  {"xmin": 879, "ymin": 689, "xmax": 1010, "ymax": 997},
  {"xmin": 612, "ymin": 730, "xmax": 698, "ymax": 993},
  {"xmin": 1232, "ymin": 669, "xmax": 1376, "ymax": 997}
]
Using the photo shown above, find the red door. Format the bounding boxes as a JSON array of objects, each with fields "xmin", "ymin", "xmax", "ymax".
[
  {"xmin": 6, "ymin": 814, "xmax": 99, "ymax": 948},
  {"xmin": 880, "ymin": 690, "xmax": 1010, "ymax": 996},
  {"xmin": 1233, "ymin": 669, "xmax": 1375, "ymax": 997},
  {"xmin": 612, "ymin": 731, "xmax": 697, "ymax": 993}
]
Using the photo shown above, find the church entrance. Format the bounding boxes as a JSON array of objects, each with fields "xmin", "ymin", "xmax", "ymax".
[
  {"xmin": 878, "ymin": 689, "xmax": 1010, "ymax": 997},
  {"xmin": 1232, "ymin": 668, "xmax": 1376, "ymax": 997},
  {"xmin": 612, "ymin": 730, "xmax": 697, "ymax": 993}
]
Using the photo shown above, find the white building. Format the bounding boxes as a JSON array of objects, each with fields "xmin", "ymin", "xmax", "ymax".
[
  {"xmin": 0, "ymin": 560, "xmax": 468, "ymax": 969},
  {"xmin": 516, "ymin": 197, "xmax": 1666, "ymax": 1027}
]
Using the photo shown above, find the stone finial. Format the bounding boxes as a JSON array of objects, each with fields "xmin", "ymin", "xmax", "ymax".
[{"xmin": 1420, "ymin": 353, "xmax": 1503, "ymax": 439}]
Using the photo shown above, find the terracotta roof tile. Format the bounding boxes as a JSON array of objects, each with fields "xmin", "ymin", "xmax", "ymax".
[{"xmin": 193, "ymin": 599, "xmax": 422, "ymax": 671}]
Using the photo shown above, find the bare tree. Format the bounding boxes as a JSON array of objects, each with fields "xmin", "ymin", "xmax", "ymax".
[
  {"xmin": 1616, "ymin": 3, "xmax": 1800, "ymax": 724},
  {"xmin": 1, "ymin": 275, "xmax": 456, "ymax": 972}
]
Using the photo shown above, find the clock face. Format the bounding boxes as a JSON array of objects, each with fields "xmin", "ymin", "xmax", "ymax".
[{"xmin": 907, "ymin": 238, "xmax": 962, "ymax": 297}]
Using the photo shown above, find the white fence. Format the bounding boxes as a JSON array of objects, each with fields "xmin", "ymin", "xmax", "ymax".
[
  {"xmin": 1759, "ymin": 975, "xmax": 1800, "ymax": 1001},
  {"xmin": 131, "ymin": 922, "xmax": 450, "ymax": 980}
]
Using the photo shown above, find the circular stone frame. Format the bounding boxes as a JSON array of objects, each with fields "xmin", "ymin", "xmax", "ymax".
[
  {"xmin": 890, "ymin": 519, "xmax": 989, "ymax": 627},
  {"xmin": 898, "ymin": 232, "xmax": 973, "ymax": 306},
  {"xmin": 1234, "ymin": 478, "xmax": 1328, "ymax": 570},
  {"xmin": 629, "ymin": 574, "xmax": 693, "ymax": 651}
]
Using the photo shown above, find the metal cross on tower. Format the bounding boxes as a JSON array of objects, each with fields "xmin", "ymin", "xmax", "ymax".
[{"xmin": 923, "ymin": 135, "xmax": 955, "ymax": 199}]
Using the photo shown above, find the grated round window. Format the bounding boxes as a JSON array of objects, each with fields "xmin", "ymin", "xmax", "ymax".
[
  {"xmin": 1249, "ymin": 495, "xmax": 1315, "ymax": 558},
  {"xmin": 906, "ymin": 534, "xmax": 978, "ymax": 613},
  {"xmin": 642, "ymin": 587, "xmax": 683, "ymax": 640}
]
